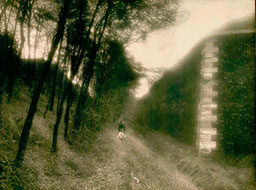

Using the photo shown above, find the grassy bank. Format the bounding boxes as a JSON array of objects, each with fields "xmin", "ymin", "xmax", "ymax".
[
  {"xmin": 0, "ymin": 82, "xmax": 93, "ymax": 189},
  {"xmin": 131, "ymin": 122, "xmax": 256, "ymax": 190}
]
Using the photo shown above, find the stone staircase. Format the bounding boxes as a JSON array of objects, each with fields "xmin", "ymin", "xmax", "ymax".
[{"xmin": 197, "ymin": 40, "xmax": 218, "ymax": 154}]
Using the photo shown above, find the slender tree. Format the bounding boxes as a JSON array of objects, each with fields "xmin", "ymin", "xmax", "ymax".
[
  {"xmin": 18, "ymin": 0, "xmax": 29, "ymax": 56},
  {"xmin": 64, "ymin": 87, "xmax": 74, "ymax": 139},
  {"xmin": 0, "ymin": 0, "xmax": 9, "ymax": 24},
  {"xmin": 48, "ymin": 36, "xmax": 64, "ymax": 112},
  {"xmin": 51, "ymin": 78, "xmax": 72, "ymax": 152},
  {"xmin": 73, "ymin": 0, "xmax": 110, "ymax": 131},
  {"xmin": 5, "ymin": 0, "xmax": 15, "ymax": 32},
  {"xmin": 26, "ymin": 0, "xmax": 36, "ymax": 59},
  {"xmin": 50, "ymin": 0, "xmax": 90, "ymax": 152},
  {"xmin": 14, "ymin": 0, "xmax": 71, "ymax": 166}
]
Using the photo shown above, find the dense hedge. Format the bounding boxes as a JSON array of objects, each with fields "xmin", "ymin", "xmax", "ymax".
[
  {"xmin": 217, "ymin": 34, "xmax": 255, "ymax": 155},
  {"xmin": 0, "ymin": 33, "xmax": 20, "ymax": 97},
  {"xmin": 135, "ymin": 42, "xmax": 204, "ymax": 144},
  {"xmin": 0, "ymin": 33, "xmax": 72, "ymax": 97},
  {"xmin": 135, "ymin": 32, "xmax": 255, "ymax": 155}
]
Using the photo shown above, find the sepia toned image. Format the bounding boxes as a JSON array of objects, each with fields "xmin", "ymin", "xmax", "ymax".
[{"xmin": 0, "ymin": 0, "xmax": 255, "ymax": 189}]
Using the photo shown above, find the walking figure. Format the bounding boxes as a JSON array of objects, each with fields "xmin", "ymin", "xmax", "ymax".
[
  {"xmin": 118, "ymin": 120, "xmax": 125, "ymax": 133},
  {"xmin": 117, "ymin": 120, "xmax": 126, "ymax": 141}
]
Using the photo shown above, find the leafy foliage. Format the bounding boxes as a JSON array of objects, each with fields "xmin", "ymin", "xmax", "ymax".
[
  {"xmin": 217, "ymin": 34, "xmax": 255, "ymax": 155},
  {"xmin": 95, "ymin": 40, "xmax": 139, "ymax": 97},
  {"xmin": 134, "ymin": 42, "xmax": 204, "ymax": 144},
  {"xmin": 0, "ymin": 0, "xmax": 180, "ymax": 173}
]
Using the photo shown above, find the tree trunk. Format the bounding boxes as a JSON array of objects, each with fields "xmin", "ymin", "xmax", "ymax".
[
  {"xmin": 0, "ymin": 0, "xmax": 8, "ymax": 24},
  {"xmin": 13, "ymin": 1, "xmax": 21, "ymax": 36},
  {"xmin": 49, "ymin": 37, "xmax": 63, "ymax": 111},
  {"xmin": 73, "ymin": 44, "xmax": 97, "ymax": 131},
  {"xmin": 14, "ymin": 0, "xmax": 71, "ymax": 166},
  {"xmin": 64, "ymin": 86, "xmax": 74, "ymax": 139},
  {"xmin": 43, "ymin": 36, "xmax": 49, "ymax": 59},
  {"xmin": 6, "ymin": 70, "xmax": 15, "ymax": 102},
  {"xmin": 51, "ymin": 89, "xmax": 66, "ymax": 152},
  {"xmin": 73, "ymin": 80, "xmax": 87, "ymax": 132},
  {"xmin": 6, "ymin": 40, "xmax": 19, "ymax": 102},
  {"xmin": 19, "ymin": 0, "xmax": 29, "ymax": 57},
  {"xmin": 6, "ymin": 0, "xmax": 15, "ymax": 32},
  {"xmin": 3, "ymin": 4, "xmax": 8, "ymax": 32},
  {"xmin": 14, "ymin": 67, "xmax": 46, "ymax": 165},
  {"xmin": 72, "ymin": 13, "xmax": 109, "ymax": 129},
  {"xmin": 28, "ymin": 61, "xmax": 35, "ymax": 90},
  {"xmin": 49, "ymin": 66, "xmax": 58, "ymax": 111},
  {"xmin": 43, "ymin": 91, "xmax": 51, "ymax": 118},
  {"xmin": 27, "ymin": 0, "xmax": 34, "ymax": 59},
  {"xmin": 19, "ymin": 19, "xmax": 25, "ymax": 56},
  {"xmin": 51, "ymin": 79, "xmax": 72, "ymax": 152},
  {"xmin": 75, "ymin": 0, "xmax": 101, "ymax": 67},
  {"xmin": 0, "ymin": 73, "xmax": 5, "ymax": 108},
  {"xmin": 33, "ymin": 18, "xmax": 41, "ymax": 60},
  {"xmin": 69, "ymin": 0, "xmax": 104, "ymax": 134}
]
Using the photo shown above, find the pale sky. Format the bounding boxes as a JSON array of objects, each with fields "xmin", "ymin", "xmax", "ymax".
[{"xmin": 128, "ymin": 0, "xmax": 255, "ymax": 98}]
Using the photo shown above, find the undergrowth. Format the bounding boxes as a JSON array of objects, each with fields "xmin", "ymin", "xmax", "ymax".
[{"xmin": 0, "ymin": 82, "xmax": 97, "ymax": 189}]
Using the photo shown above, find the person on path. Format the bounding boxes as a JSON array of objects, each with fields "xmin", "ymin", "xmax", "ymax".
[
  {"xmin": 118, "ymin": 120, "xmax": 125, "ymax": 133},
  {"xmin": 117, "ymin": 120, "xmax": 126, "ymax": 141}
]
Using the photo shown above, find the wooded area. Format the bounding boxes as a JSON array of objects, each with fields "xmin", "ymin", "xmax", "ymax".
[
  {"xmin": 0, "ymin": 0, "xmax": 179, "ymax": 167},
  {"xmin": 1, "ymin": 1, "xmax": 256, "ymax": 189}
]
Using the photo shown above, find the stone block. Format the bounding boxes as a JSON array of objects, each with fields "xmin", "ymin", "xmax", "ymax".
[
  {"xmin": 200, "ymin": 141, "xmax": 217, "ymax": 149},
  {"xmin": 204, "ymin": 52, "xmax": 214, "ymax": 58},
  {"xmin": 200, "ymin": 97, "xmax": 213, "ymax": 104},
  {"xmin": 200, "ymin": 121, "xmax": 213, "ymax": 128},
  {"xmin": 204, "ymin": 57, "xmax": 218, "ymax": 63},
  {"xmin": 200, "ymin": 128, "xmax": 217, "ymax": 135},
  {"xmin": 202, "ymin": 73, "xmax": 213, "ymax": 80},
  {"xmin": 202, "ymin": 47, "xmax": 219, "ymax": 53},
  {"xmin": 201, "ymin": 67, "xmax": 218, "ymax": 73},
  {"xmin": 201, "ymin": 89, "xmax": 218, "ymax": 97},
  {"xmin": 201, "ymin": 103, "xmax": 218, "ymax": 109},
  {"xmin": 202, "ymin": 62, "xmax": 215, "ymax": 68},
  {"xmin": 201, "ymin": 110, "xmax": 212, "ymax": 115},
  {"xmin": 200, "ymin": 134, "xmax": 212, "ymax": 141},
  {"xmin": 201, "ymin": 80, "xmax": 217, "ymax": 87},
  {"xmin": 201, "ymin": 115, "xmax": 217, "ymax": 122}
]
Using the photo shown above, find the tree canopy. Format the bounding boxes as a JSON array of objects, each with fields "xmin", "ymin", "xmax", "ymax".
[{"xmin": 0, "ymin": 0, "xmax": 180, "ymax": 165}]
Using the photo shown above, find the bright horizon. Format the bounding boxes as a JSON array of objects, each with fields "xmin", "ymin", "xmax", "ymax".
[{"xmin": 128, "ymin": 0, "xmax": 254, "ymax": 98}]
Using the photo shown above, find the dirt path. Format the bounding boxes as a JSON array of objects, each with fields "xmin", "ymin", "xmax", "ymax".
[
  {"xmin": 25, "ymin": 113, "xmax": 254, "ymax": 190},
  {"xmin": 25, "ymin": 117, "xmax": 254, "ymax": 190},
  {"xmin": 84, "ymin": 126, "xmax": 198, "ymax": 190},
  {"xmin": 25, "ymin": 116, "xmax": 197, "ymax": 190}
]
